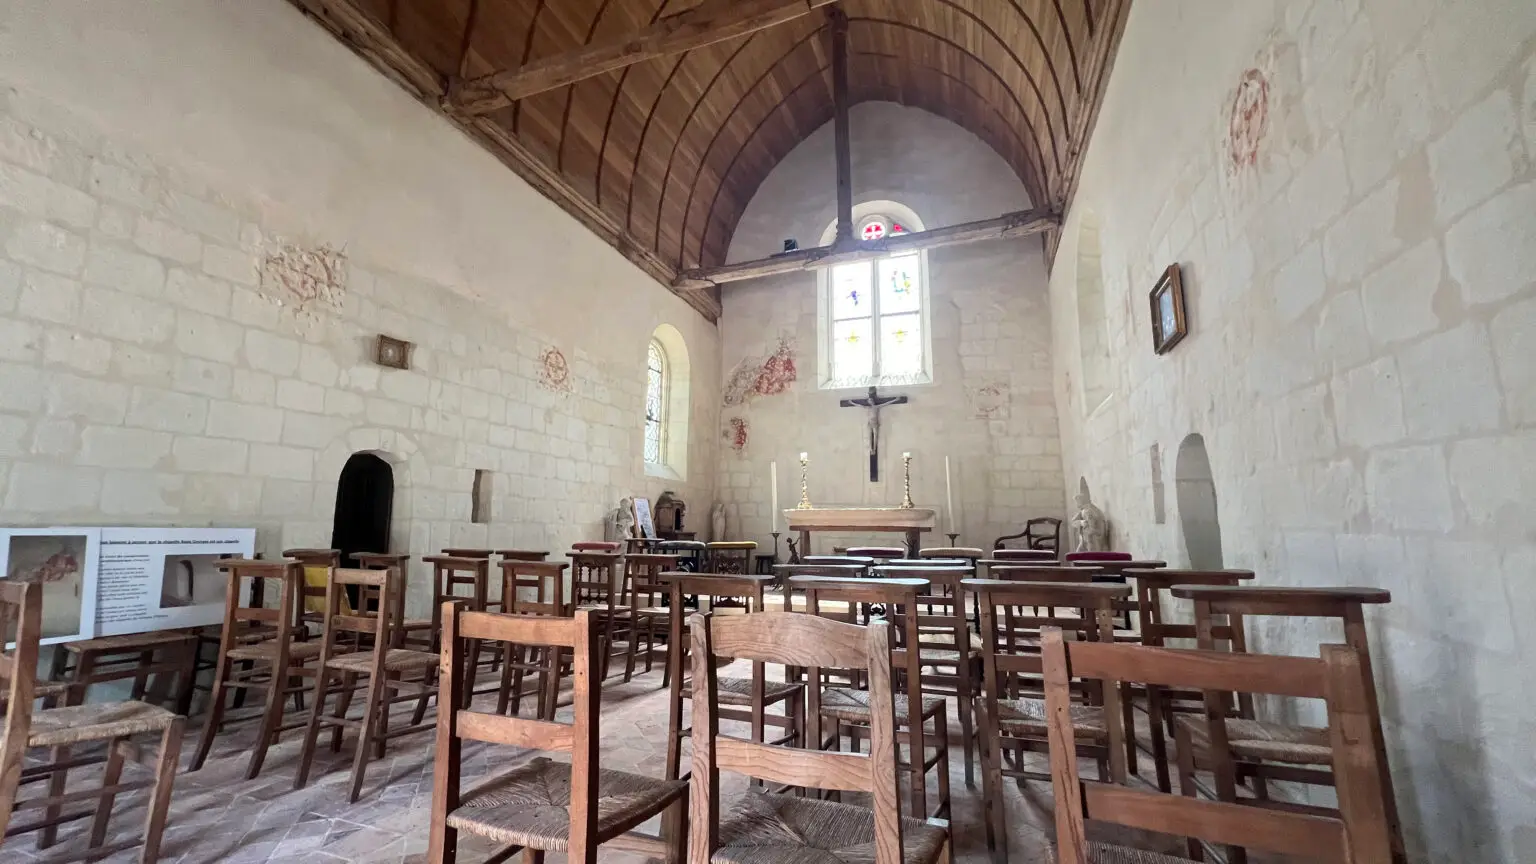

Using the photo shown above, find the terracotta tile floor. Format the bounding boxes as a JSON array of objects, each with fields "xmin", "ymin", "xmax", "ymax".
[{"xmin": 5, "ymin": 660, "xmax": 1084, "ymax": 864}]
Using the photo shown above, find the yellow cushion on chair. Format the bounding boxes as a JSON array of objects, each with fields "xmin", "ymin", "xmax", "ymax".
[{"xmin": 304, "ymin": 566, "xmax": 353, "ymax": 615}]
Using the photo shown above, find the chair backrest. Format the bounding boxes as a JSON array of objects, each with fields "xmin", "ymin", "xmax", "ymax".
[
  {"xmin": 432, "ymin": 607, "xmax": 606, "ymax": 859},
  {"xmin": 566, "ymin": 552, "xmax": 623, "ymax": 604},
  {"xmin": 1063, "ymin": 551, "xmax": 1132, "ymax": 562},
  {"xmin": 625, "ymin": 554, "xmax": 678, "ymax": 606},
  {"xmin": 800, "ymin": 555, "xmax": 875, "ymax": 568},
  {"xmin": 499, "ymin": 561, "xmax": 570, "ymax": 618},
  {"xmin": 1040, "ymin": 629, "xmax": 1392, "ymax": 863},
  {"xmin": 496, "ymin": 549, "xmax": 550, "ymax": 562},
  {"xmin": 882, "ymin": 558, "xmax": 969, "ymax": 569},
  {"xmin": 984, "ymin": 564, "xmax": 1101, "ymax": 584},
  {"xmin": 989, "ymin": 548, "xmax": 1058, "ymax": 562},
  {"xmin": 1125, "ymin": 569, "xmax": 1255, "ymax": 649},
  {"xmin": 846, "ymin": 546, "xmax": 905, "ymax": 559},
  {"xmin": 442, "ymin": 548, "xmax": 494, "ymax": 558},
  {"xmin": 217, "ymin": 558, "xmax": 303, "ymax": 643},
  {"xmin": 918, "ymin": 547, "xmax": 983, "ymax": 560},
  {"xmin": 689, "ymin": 611, "xmax": 909, "ymax": 864},
  {"xmin": 318, "ymin": 568, "xmax": 399, "ymax": 665},
  {"xmin": 0, "ymin": 581, "xmax": 41, "ymax": 789},
  {"xmin": 284, "ymin": 548, "xmax": 342, "ymax": 567},
  {"xmin": 993, "ymin": 517, "xmax": 1061, "ymax": 551},
  {"xmin": 571, "ymin": 541, "xmax": 621, "ymax": 552}
]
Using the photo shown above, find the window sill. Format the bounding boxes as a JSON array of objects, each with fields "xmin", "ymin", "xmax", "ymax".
[
  {"xmin": 645, "ymin": 462, "xmax": 684, "ymax": 482},
  {"xmin": 819, "ymin": 372, "xmax": 934, "ymax": 391}
]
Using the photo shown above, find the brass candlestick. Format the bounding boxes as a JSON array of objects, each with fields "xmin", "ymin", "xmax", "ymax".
[
  {"xmin": 797, "ymin": 452, "xmax": 812, "ymax": 509},
  {"xmin": 900, "ymin": 452, "xmax": 914, "ymax": 509}
]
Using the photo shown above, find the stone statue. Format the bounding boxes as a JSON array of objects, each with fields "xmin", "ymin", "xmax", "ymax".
[
  {"xmin": 1070, "ymin": 480, "xmax": 1109, "ymax": 552},
  {"xmin": 610, "ymin": 496, "xmax": 637, "ymax": 542},
  {"xmin": 710, "ymin": 502, "xmax": 727, "ymax": 542}
]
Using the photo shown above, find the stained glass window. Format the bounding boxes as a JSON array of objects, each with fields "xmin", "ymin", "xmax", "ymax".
[
  {"xmin": 645, "ymin": 340, "xmax": 666, "ymax": 465},
  {"xmin": 825, "ymin": 216, "xmax": 927, "ymax": 387}
]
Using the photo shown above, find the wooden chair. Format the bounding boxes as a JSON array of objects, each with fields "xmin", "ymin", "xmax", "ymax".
[
  {"xmin": 918, "ymin": 547, "xmax": 984, "ymax": 561},
  {"xmin": 846, "ymin": 546, "xmax": 905, "ymax": 561},
  {"xmin": 567, "ymin": 551, "xmax": 627, "ymax": 679},
  {"xmin": 494, "ymin": 561, "xmax": 570, "ymax": 719},
  {"xmin": 967, "ymin": 579, "xmax": 1129, "ymax": 863},
  {"xmin": 1123, "ymin": 568, "xmax": 1255, "ymax": 792},
  {"xmin": 993, "ymin": 517, "xmax": 1060, "ymax": 552},
  {"xmin": 191, "ymin": 559, "xmax": 319, "ymax": 779},
  {"xmin": 791, "ymin": 575, "xmax": 950, "ymax": 820},
  {"xmin": 873, "ymin": 565, "xmax": 980, "ymax": 788},
  {"xmin": 46, "ymin": 631, "xmax": 198, "ymax": 717},
  {"xmin": 428, "ymin": 607, "xmax": 687, "ymax": 864},
  {"xmin": 660, "ymin": 573, "xmax": 803, "ymax": 785},
  {"xmin": 571, "ymin": 541, "xmax": 622, "ymax": 552},
  {"xmin": 688, "ymin": 610, "xmax": 953, "ymax": 864},
  {"xmin": 0, "ymin": 582, "xmax": 184, "ymax": 863},
  {"xmin": 284, "ymin": 548, "xmax": 343, "ymax": 628},
  {"xmin": 623, "ymin": 553, "xmax": 679, "ymax": 682},
  {"xmin": 294, "ymin": 567, "xmax": 437, "ymax": 802},
  {"xmin": 1040, "ymin": 627, "xmax": 1394, "ymax": 864},
  {"xmin": 1169, "ymin": 584, "xmax": 1403, "ymax": 863},
  {"xmin": 425, "ymin": 555, "xmax": 494, "ymax": 707},
  {"xmin": 770, "ymin": 563, "xmax": 866, "ymax": 605},
  {"xmin": 354, "ymin": 553, "xmax": 434, "ymax": 652}
]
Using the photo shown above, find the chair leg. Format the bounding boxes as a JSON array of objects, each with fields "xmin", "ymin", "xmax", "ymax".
[
  {"xmin": 496, "ymin": 643, "xmax": 516, "ymax": 715},
  {"xmin": 246, "ymin": 662, "xmax": 287, "ymax": 780},
  {"xmin": 1148, "ymin": 687, "xmax": 1172, "ymax": 793},
  {"xmin": 294, "ymin": 669, "xmax": 330, "ymax": 790},
  {"xmin": 663, "ymin": 796, "xmax": 687, "ymax": 864},
  {"xmin": 411, "ymin": 666, "xmax": 435, "ymax": 727},
  {"xmin": 138, "ymin": 718, "xmax": 184, "ymax": 864},
  {"xmin": 1123, "ymin": 682, "xmax": 1138, "ymax": 776},
  {"xmin": 38, "ymin": 744, "xmax": 70, "ymax": 850},
  {"xmin": 958, "ymin": 666, "xmax": 977, "ymax": 789},
  {"xmin": 1175, "ymin": 723, "xmax": 1204, "ymax": 862},
  {"xmin": 87, "ymin": 737, "xmax": 127, "ymax": 849},
  {"xmin": 349, "ymin": 673, "xmax": 384, "ymax": 803},
  {"xmin": 175, "ymin": 642, "xmax": 198, "ymax": 718},
  {"xmin": 934, "ymin": 703, "xmax": 952, "ymax": 820},
  {"xmin": 190, "ymin": 656, "xmax": 232, "ymax": 771},
  {"xmin": 330, "ymin": 671, "xmax": 358, "ymax": 753},
  {"xmin": 623, "ymin": 619, "xmax": 638, "ymax": 683},
  {"xmin": 978, "ymin": 702, "xmax": 1007, "ymax": 864},
  {"xmin": 375, "ymin": 673, "xmax": 394, "ymax": 760},
  {"xmin": 461, "ymin": 638, "xmax": 482, "ymax": 709}
]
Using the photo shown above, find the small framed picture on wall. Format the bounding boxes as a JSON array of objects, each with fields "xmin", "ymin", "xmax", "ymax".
[{"xmin": 1149, "ymin": 264, "xmax": 1187, "ymax": 354}]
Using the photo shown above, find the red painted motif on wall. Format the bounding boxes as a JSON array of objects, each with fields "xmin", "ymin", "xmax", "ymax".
[
  {"xmin": 1227, "ymin": 68, "xmax": 1269, "ymax": 173},
  {"xmin": 539, "ymin": 347, "xmax": 571, "ymax": 393},
  {"xmin": 723, "ymin": 337, "xmax": 798, "ymax": 406},
  {"xmin": 727, "ymin": 417, "xmax": 749, "ymax": 453}
]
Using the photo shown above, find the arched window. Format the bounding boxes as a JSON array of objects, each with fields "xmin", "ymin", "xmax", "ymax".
[
  {"xmin": 819, "ymin": 201, "xmax": 932, "ymax": 389},
  {"xmin": 644, "ymin": 339, "xmax": 668, "ymax": 466}
]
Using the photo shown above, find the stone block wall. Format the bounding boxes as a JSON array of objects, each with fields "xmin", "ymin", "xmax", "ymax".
[
  {"xmin": 0, "ymin": 0, "xmax": 719, "ymax": 615},
  {"xmin": 1050, "ymin": 0, "xmax": 1534, "ymax": 858},
  {"xmin": 716, "ymin": 103, "xmax": 1065, "ymax": 553}
]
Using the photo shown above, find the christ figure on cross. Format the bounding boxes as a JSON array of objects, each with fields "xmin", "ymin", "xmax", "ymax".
[{"xmin": 840, "ymin": 386, "xmax": 908, "ymax": 482}]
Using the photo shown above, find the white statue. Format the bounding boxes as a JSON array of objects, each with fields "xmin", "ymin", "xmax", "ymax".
[
  {"xmin": 1071, "ymin": 480, "xmax": 1109, "ymax": 552},
  {"xmin": 710, "ymin": 502, "xmax": 727, "ymax": 542},
  {"xmin": 609, "ymin": 496, "xmax": 636, "ymax": 542}
]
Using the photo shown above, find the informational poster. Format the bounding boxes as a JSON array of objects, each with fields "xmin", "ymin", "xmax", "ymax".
[
  {"xmin": 96, "ymin": 527, "xmax": 256, "ymax": 638},
  {"xmin": 0, "ymin": 527, "xmax": 102, "ymax": 645},
  {"xmin": 632, "ymin": 497, "xmax": 656, "ymax": 539}
]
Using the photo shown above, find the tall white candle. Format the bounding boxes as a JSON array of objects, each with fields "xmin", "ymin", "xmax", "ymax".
[
  {"xmin": 769, "ymin": 461, "xmax": 779, "ymax": 532},
  {"xmin": 945, "ymin": 456, "xmax": 956, "ymax": 534}
]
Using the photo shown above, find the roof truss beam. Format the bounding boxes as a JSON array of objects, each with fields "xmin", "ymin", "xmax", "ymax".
[
  {"xmin": 445, "ymin": 0, "xmax": 839, "ymax": 117},
  {"xmin": 674, "ymin": 208, "xmax": 1060, "ymax": 289}
]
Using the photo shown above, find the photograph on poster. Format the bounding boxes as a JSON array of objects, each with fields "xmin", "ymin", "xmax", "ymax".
[
  {"xmin": 159, "ymin": 554, "xmax": 228, "ymax": 609},
  {"xmin": 0, "ymin": 527, "xmax": 101, "ymax": 644}
]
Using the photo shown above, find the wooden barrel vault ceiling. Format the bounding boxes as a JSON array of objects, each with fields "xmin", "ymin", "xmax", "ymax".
[{"xmin": 290, "ymin": 0, "xmax": 1131, "ymax": 320}]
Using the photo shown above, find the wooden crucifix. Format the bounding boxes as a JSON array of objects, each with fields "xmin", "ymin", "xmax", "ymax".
[{"xmin": 840, "ymin": 386, "xmax": 908, "ymax": 482}]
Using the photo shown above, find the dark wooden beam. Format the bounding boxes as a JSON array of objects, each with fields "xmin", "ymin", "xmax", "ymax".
[
  {"xmin": 674, "ymin": 208, "xmax": 1060, "ymax": 289},
  {"xmin": 444, "ymin": 0, "xmax": 839, "ymax": 117},
  {"xmin": 829, "ymin": 6, "xmax": 854, "ymax": 248},
  {"xmin": 288, "ymin": 0, "xmax": 721, "ymax": 321}
]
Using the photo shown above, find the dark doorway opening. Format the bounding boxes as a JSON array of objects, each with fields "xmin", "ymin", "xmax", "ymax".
[{"xmin": 331, "ymin": 453, "xmax": 394, "ymax": 569}]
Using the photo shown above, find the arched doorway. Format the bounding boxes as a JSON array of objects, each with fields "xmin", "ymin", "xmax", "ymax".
[
  {"xmin": 331, "ymin": 453, "xmax": 393, "ymax": 568},
  {"xmin": 1175, "ymin": 434, "xmax": 1223, "ymax": 569}
]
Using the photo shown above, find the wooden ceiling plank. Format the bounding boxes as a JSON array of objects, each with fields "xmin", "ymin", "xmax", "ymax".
[
  {"xmin": 288, "ymin": 0, "xmax": 720, "ymax": 321},
  {"xmin": 676, "ymin": 208, "xmax": 1059, "ymax": 289},
  {"xmin": 446, "ymin": 0, "xmax": 838, "ymax": 116}
]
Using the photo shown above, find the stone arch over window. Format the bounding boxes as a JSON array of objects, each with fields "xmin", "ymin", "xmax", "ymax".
[
  {"xmin": 1176, "ymin": 433, "xmax": 1224, "ymax": 570},
  {"xmin": 645, "ymin": 324, "xmax": 691, "ymax": 480},
  {"xmin": 817, "ymin": 200, "xmax": 933, "ymax": 390},
  {"xmin": 1076, "ymin": 209, "xmax": 1112, "ymax": 412}
]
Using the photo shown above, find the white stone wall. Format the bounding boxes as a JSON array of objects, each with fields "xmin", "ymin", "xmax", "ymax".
[
  {"xmin": 0, "ymin": 0, "xmax": 720, "ymax": 615},
  {"xmin": 719, "ymin": 103, "xmax": 1065, "ymax": 553},
  {"xmin": 1051, "ymin": 1, "xmax": 1534, "ymax": 859}
]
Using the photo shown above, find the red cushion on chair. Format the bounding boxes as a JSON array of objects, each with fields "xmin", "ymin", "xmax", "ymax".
[{"xmin": 1064, "ymin": 551, "xmax": 1133, "ymax": 562}]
